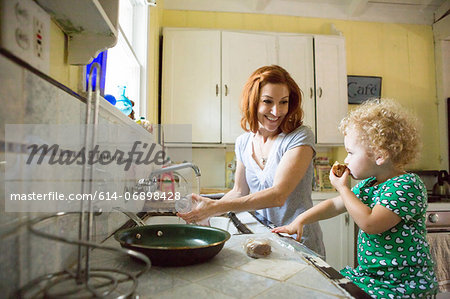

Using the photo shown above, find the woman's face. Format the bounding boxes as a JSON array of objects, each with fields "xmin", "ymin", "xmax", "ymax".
[
  {"xmin": 343, "ymin": 127, "xmax": 377, "ymax": 180},
  {"xmin": 257, "ymin": 83, "xmax": 290, "ymax": 134}
]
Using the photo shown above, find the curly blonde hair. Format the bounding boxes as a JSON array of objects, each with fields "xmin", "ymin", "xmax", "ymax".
[{"xmin": 339, "ymin": 99, "xmax": 422, "ymax": 169}]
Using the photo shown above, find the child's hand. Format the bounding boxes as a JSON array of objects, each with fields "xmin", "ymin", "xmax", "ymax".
[
  {"xmin": 329, "ymin": 168, "xmax": 350, "ymax": 192},
  {"xmin": 272, "ymin": 222, "xmax": 304, "ymax": 242}
]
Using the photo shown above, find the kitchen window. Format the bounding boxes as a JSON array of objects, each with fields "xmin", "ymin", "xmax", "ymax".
[{"xmin": 104, "ymin": 0, "xmax": 149, "ymax": 118}]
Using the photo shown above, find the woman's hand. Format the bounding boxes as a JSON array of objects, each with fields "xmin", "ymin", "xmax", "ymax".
[
  {"xmin": 271, "ymin": 221, "xmax": 304, "ymax": 242},
  {"xmin": 329, "ymin": 167, "xmax": 350, "ymax": 192},
  {"xmin": 176, "ymin": 194, "xmax": 217, "ymax": 224}
]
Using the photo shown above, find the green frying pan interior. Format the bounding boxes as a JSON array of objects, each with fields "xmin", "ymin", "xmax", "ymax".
[{"xmin": 114, "ymin": 224, "xmax": 231, "ymax": 266}]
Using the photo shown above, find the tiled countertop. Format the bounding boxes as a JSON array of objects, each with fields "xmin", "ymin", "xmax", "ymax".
[{"xmin": 88, "ymin": 212, "xmax": 364, "ymax": 298}]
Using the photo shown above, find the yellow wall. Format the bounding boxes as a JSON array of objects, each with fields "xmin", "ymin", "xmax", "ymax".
[
  {"xmin": 48, "ymin": 22, "xmax": 81, "ymax": 92},
  {"xmin": 47, "ymin": 6, "xmax": 439, "ymax": 170},
  {"xmin": 155, "ymin": 10, "xmax": 439, "ymax": 170}
]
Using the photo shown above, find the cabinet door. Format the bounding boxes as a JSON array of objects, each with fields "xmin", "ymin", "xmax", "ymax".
[
  {"xmin": 161, "ymin": 29, "xmax": 221, "ymax": 143},
  {"xmin": 221, "ymin": 32, "xmax": 277, "ymax": 144},
  {"xmin": 278, "ymin": 35, "xmax": 315, "ymax": 132},
  {"xmin": 313, "ymin": 199, "xmax": 354, "ymax": 270},
  {"xmin": 314, "ymin": 36, "xmax": 348, "ymax": 144}
]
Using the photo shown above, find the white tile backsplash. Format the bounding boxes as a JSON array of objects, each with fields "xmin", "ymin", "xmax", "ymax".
[{"xmin": 0, "ymin": 51, "xmax": 158, "ymax": 297}]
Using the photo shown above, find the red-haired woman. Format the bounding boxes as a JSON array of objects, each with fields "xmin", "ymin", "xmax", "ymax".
[{"xmin": 179, "ymin": 65, "xmax": 325, "ymax": 256}]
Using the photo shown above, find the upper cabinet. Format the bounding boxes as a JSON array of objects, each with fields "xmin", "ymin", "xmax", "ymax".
[
  {"xmin": 221, "ymin": 31, "xmax": 277, "ymax": 143},
  {"xmin": 277, "ymin": 35, "xmax": 315, "ymax": 133},
  {"xmin": 162, "ymin": 29, "xmax": 222, "ymax": 143},
  {"xmin": 36, "ymin": 0, "xmax": 119, "ymax": 65},
  {"xmin": 161, "ymin": 28, "xmax": 347, "ymax": 145},
  {"xmin": 161, "ymin": 28, "xmax": 276, "ymax": 143},
  {"xmin": 313, "ymin": 35, "xmax": 348, "ymax": 144}
]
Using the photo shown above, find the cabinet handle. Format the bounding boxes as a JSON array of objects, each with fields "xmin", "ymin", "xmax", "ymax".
[
  {"xmin": 216, "ymin": 84, "xmax": 219, "ymax": 96},
  {"xmin": 318, "ymin": 87, "xmax": 322, "ymax": 98},
  {"xmin": 345, "ymin": 214, "xmax": 349, "ymax": 226},
  {"xmin": 225, "ymin": 84, "xmax": 228, "ymax": 96},
  {"xmin": 310, "ymin": 87, "xmax": 313, "ymax": 99}
]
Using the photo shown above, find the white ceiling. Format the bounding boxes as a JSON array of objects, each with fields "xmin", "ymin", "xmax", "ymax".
[{"xmin": 163, "ymin": 0, "xmax": 449, "ymax": 25}]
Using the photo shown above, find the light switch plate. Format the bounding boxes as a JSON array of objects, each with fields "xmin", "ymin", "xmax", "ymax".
[{"xmin": 0, "ymin": 0, "xmax": 50, "ymax": 74}]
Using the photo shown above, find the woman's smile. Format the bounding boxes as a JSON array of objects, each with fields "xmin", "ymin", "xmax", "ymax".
[{"xmin": 257, "ymin": 83, "xmax": 289, "ymax": 134}]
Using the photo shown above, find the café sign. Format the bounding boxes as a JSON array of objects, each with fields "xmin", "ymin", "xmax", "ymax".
[{"xmin": 347, "ymin": 75, "xmax": 382, "ymax": 104}]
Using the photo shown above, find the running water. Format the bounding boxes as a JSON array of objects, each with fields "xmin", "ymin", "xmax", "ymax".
[
  {"xmin": 195, "ymin": 176, "xmax": 201, "ymax": 195},
  {"xmin": 175, "ymin": 173, "xmax": 206, "ymax": 225}
]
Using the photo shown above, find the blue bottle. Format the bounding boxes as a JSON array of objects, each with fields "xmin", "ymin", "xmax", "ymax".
[{"xmin": 115, "ymin": 85, "xmax": 133, "ymax": 116}]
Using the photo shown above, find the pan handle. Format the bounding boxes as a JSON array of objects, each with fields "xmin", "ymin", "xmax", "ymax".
[{"xmin": 114, "ymin": 207, "xmax": 146, "ymax": 226}]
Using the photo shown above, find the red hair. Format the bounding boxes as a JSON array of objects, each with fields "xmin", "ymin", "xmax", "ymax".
[{"xmin": 240, "ymin": 65, "xmax": 303, "ymax": 134}]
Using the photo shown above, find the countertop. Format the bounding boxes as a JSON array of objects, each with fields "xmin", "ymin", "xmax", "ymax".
[
  {"xmin": 200, "ymin": 188, "xmax": 339, "ymax": 201},
  {"xmin": 87, "ymin": 212, "xmax": 368, "ymax": 298}
]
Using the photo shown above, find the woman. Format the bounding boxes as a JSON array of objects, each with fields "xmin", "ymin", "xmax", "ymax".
[{"xmin": 179, "ymin": 65, "xmax": 325, "ymax": 256}]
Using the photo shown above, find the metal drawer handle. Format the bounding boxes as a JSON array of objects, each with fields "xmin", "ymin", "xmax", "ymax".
[
  {"xmin": 216, "ymin": 84, "xmax": 219, "ymax": 96},
  {"xmin": 225, "ymin": 84, "xmax": 228, "ymax": 96},
  {"xmin": 310, "ymin": 87, "xmax": 313, "ymax": 99},
  {"xmin": 318, "ymin": 87, "xmax": 322, "ymax": 98}
]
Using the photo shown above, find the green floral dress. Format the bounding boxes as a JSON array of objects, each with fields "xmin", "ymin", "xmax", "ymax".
[{"xmin": 340, "ymin": 173, "xmax": 438, "ymax": 298}]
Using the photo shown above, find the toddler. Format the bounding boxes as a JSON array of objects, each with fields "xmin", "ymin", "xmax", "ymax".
[{"xmin": 273, "ymin": 99, "xmax": 438, "ymax": 298}]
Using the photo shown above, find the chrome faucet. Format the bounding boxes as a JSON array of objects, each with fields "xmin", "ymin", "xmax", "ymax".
[
  {"xmin": 149, "ymin": 162, "xmax": 201, "ymax": 178},
  {"xmin": 137, "ymin": 162, "xmax": 201, "ymax": 192}
]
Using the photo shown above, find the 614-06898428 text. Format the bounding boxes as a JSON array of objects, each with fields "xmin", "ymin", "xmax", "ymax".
[{"xmin": 8, "ymin": 191, "xmax": 182, "ymax": 202}]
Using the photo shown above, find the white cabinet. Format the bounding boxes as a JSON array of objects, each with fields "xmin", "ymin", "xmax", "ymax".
[
  {"xmin": 222, "ymin": 31, "xmax": 277, "ymax": 143},
  {"xmin": 313, "ymin": 194, "xmax": 354, "ymax": 270},
  {"xmin": 162, "ymin": 29, "xmax": 347, "ymax": 145},
  {"xmin": 278, "ymin": 35, "xmax": 347, "ymax": 144},
  {"xmin": 277, "ymin": 35, "xmax": 315, "ymax": 132},
  {"xmin": 162, "ymin": 28, "xmax": 276, "ymax": 143},
  {"xmin": 162, "ymin": 29, "xmax": 221, "ymax": 143},
  {"xmin": 314, "ymin": 36, "xmax": 348, "ymax": 144}
]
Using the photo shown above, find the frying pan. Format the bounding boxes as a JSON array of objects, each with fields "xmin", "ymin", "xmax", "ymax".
[{"xmin": 114, "ymin": 223, "xmax": 231, "ymax": 267}]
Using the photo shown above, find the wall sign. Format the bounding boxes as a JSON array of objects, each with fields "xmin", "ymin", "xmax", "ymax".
[{"xmin": 347, "ymin": 75, "xmax": 382, "ymax": 104}]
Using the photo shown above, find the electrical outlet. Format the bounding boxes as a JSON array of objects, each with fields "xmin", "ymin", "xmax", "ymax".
[
  {"xmin": 0, "ymin": 0, "xmax": 50, "ymax": 74},
  {"xmin": 33, "ymin": 16, "xmax": 44, "ymax": 59}
]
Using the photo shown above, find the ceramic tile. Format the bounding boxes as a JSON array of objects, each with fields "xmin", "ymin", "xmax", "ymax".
[
  {"xmin": 147, "ymin": 282, "xmax": 234, "ymax": 299},
  {"xmin": 254, "ymin": 281, "xmax": 340, "ymax": 299},
  {"xmin": 238, "ymin": 258, "xmax": 307, "ymax": 281},
  {"xmin": 0, "ymin": 153, "xmax": 27, "ymax": 235},
  {"xmin": 196, "ymin": 268, "xmax": 277, "ymax": 299},
  {"xmin": 0, "ymin": 54, "xmax": 25, "ymax": 140},
  {"xmin": 22, "ymin": 216, "xmax": 62, "ymax": 281},
  {"xmin": 286, "ymin": 265, "xmax": 346, "ymax": 297},
  {"xmin": 57, "ymin": 89, "xmax": 82, "ymax": 124},
  {"xmin": 56, "ymin": 213, "xmax": 84, "ymax": 267},
  {"xmin": 209, "ymin": 246, "xmax": 254, "ymax": 268},
  {"xmin": 133, "ymin": 268, "xmax": 190, "ymax": 296},
  {"xmin": 23, "ymin": 69, "xmax": 60, "ymax": 125},
  {"xmin": 158, "ymin": 262, "xmax": 231, "ymax": 282},
  {"xmin": 0, "ymin": 232, "xmax": 20, "ymax": 298}
]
